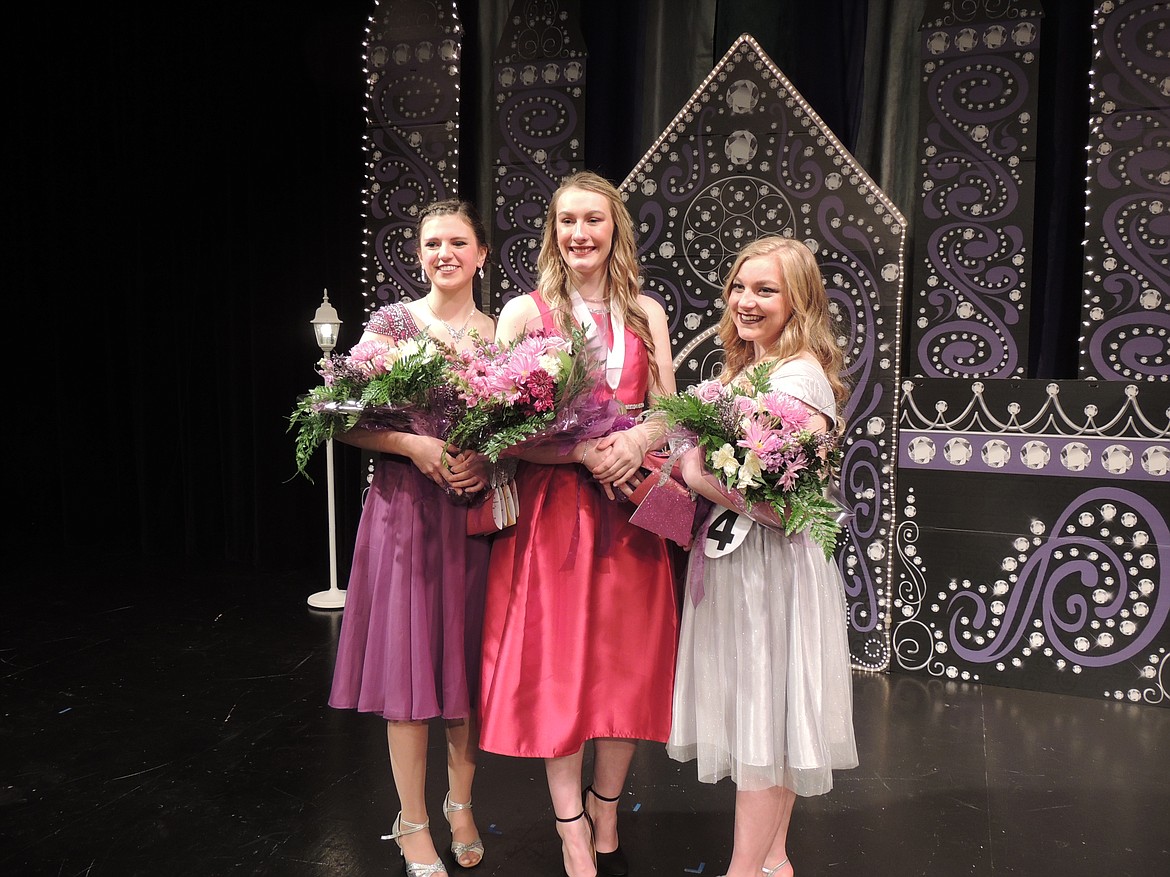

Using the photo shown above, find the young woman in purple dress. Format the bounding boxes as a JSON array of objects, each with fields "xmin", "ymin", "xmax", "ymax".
[{"xmin": 328, "ymin": 200, "xmax": 496, "ymax": 876}]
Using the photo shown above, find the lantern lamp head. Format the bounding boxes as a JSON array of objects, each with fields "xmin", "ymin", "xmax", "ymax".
[{"xmin": 311, "ymin": 288, "xmax": 343, "ymax": 354}]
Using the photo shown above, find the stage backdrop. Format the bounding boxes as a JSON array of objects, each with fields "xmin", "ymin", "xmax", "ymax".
[
  {"xmin": 355, "ymin": 0, "xmax": 1167, "ymax": 705},
  {"xmin": 888, "ymin": 0, "xmax": 1168, "ymax": 706},
  {"xmin": 618, "ymin": 34, "xmax": 906, "ymax": 675}
]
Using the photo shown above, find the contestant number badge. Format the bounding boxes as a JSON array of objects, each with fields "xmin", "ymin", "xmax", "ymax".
[{"xmin": 704, "ymin": 508, "xmax": 753, "ymax": 558}]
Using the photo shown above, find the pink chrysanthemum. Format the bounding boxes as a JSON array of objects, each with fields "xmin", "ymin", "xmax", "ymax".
[
  {"xmin": 760, "ymin": 390, "xmax": 811, "ymax": 432},
  {"xmin": 347, "ymin": 340, "xmax": 395, "ymax": 378},
  {"xmin": 737, "ymin": 416, "xmax": 784, "ymax": 458},
  {"xmin": 777, "ymin": 454, "xmax": 809, "ymax": 490},
  {"xmin": 503, "ymin": 346, "xmax": 543, "ymax": 383}
]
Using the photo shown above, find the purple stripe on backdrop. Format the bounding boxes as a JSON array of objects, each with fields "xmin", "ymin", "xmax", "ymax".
[{"xmin": 898, "ymin": 431, "xmax": 1169, "ymax": 480}]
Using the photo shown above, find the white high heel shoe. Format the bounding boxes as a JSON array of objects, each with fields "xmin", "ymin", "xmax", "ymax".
[{"xmin": 382, "ymin": 811, "xmax": 448, "ymax": 877}]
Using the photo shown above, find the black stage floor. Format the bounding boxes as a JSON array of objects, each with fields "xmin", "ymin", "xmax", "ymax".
[{"xmin": 2, "ymin": 562, "xmax": 1167, "ymax": 876}]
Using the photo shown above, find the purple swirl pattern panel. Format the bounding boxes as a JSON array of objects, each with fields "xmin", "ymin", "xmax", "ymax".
[
  {"xmin": 622, "ymin": 35, "xmax": 908, "ymax": 672},
  {"xmin": 488, "ymin": 0, "xmax": 586, "ymax": 314},
  {"xmin": 361, "ymin": 0, "xmax": 462, "ymax": 313},
  {"xmin": 908, "ymin": 1, "xmax": 1044, "ymax": 379},
  {"xmin": 1079, "ymin": 0, "xmax": 1170, "ymax": 381},
  {"xmin": 892, "ymin": 377, "xmax": 1170, "ymax": 704}
]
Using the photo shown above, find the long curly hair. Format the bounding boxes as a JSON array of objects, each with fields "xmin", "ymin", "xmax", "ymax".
[
  {"xmin": 534, "ymin": 171, "xmax": 661, "ymax": 390},
  {"xmin": 717, "ymin": 236, "xmax": 849, "ymax": 412}
]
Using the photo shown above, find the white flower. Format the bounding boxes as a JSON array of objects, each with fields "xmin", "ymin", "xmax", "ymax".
[
  {"xmin": 538, "ymin": 352, "xmax": 563, "ymax": 378},
  {"xmin": 736, "ymin": 451, "xmax": 763, "ymax": 490},
  {"xmin": 397, "ymin": 338, "xmax": 423, "ymax": 358},
  {"xmin": 711, "ymin": 443, "xmax": 740, "ymax": 478}
]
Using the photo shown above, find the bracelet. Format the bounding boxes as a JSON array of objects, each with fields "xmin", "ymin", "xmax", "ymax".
[{"xmin": 580, "ymin": 441, "xmax": 593, "ymax": 464}]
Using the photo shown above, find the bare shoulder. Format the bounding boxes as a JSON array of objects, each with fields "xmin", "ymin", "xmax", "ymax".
[
  {"xmin": 496, "ymin": 293, "xmax": 540, "ymax": 342},
  {"xmin": 469, "ymin": 309, "xmax": 495, "ymax": 337},
  {"xmin": 400, "ymin": 298, "xmax": 427, "ymax": 320},
  {"xmin": 498, "ymin": 293, "xmax": 538, "ymax": 321},
  {"xmin": 359, "ymin": 328, "xmax": 398, "ymax": 347},
  {"xmin": 636, "ymin": 293, "xmax": 667, "ymax": 321}
]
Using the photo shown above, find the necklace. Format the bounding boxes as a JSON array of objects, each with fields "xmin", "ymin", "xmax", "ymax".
[
  {"xmin": 581, "ymin": 297, "xmax": 608, "ymax": 315},
  {"xmin": 424, "ymin": 296, "xmax": 475, "ymax": 342}
]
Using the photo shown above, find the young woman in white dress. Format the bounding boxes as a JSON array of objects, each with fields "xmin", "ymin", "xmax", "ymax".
[{"xmin": 668, "ymin": 236, "xmax": 858, "ymax": 877}]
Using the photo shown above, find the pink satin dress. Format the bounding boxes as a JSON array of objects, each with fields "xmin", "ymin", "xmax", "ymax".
[{"xmin": 478, "ymin": 291, "xmax": 679, "ymax": 757}]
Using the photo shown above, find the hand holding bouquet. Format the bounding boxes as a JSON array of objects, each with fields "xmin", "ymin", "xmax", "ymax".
[
  {"xmin": 288, "ymin": 335, "xmax": 460, "ymax": 480},
  {"xmin": 649, "ymin": 361, "xmax": 844, "ymax": 558}
]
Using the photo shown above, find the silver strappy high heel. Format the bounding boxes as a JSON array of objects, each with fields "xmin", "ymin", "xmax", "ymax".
[
  {"xmin": 381, "ymin": 811, "xmax": 448, "ymax": 877},
  {"xmin": 762, "ymin": 858, "xmax": 790, "ymax": 876},
  {"xmin": 442, "ymin": 792, "xmax": 485, "ymax": 868}
]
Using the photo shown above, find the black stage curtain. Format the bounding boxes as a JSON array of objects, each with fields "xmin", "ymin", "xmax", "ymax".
[
  {"xmin": 1030, "ymin": 0, "xmax": 1094, "ymax": 378},
  {"xmin": 9, "ymin": 0, "xmax": 1097, "ymax": 576},
  {"xmin": 12, "ymin": 2, "xmax": 373, "ymax": 575}
]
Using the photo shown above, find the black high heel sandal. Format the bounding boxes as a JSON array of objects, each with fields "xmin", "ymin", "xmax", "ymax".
[
  {"xmin": 555, "ymin": 809, "xmax": 595, "ymax": 877},
  {"xmin": 583, "ymin": 786, "xmax": 628, "ymax": 877}
]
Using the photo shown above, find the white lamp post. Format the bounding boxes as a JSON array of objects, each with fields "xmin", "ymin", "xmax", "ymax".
[{"xmin": 307, "ymin": 288, "xmax": 346, "ymax": 610}]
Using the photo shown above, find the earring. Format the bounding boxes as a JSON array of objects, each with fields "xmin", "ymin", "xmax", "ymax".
[
  {"xmin": 420, "ymin": 267, "xmax": 427, "ymax": 283},
  {"xmin": 478, "ymin": 265, "xmax": 485, "ymax": 279}
]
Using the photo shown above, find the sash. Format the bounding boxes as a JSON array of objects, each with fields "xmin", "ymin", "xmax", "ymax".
[{"xmin": 569, "ymin": 289, "xmax": 625, "ymax": 392}]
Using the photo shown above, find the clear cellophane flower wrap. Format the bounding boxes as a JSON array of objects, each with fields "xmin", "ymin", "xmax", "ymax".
[
  {"xmin": 644, "ymin": 361, "xmax": 851, "ymax": 559},
  {"xmin": 447, "ymin": 326, "xmax": 632, "ymax": 532},
  {"xmin": 288, "ymin": 336, "xmax": 463, "ymax": 482},
  {"xmin": 446, "ymin": 326, "xmax": 631, "ymax": 463}
]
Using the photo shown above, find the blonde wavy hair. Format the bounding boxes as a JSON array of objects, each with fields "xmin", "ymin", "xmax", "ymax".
[
  {"xmin": 535, "ymin": 170, "xmax": 661, "ymax": 390},
  {"xmin": 717, "ymin": 236, "xmax": 849, "ymax": 413}
]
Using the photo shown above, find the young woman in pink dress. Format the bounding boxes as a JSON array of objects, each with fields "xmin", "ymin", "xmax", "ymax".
[
  {"xmin": 329, "ymin": 200, "xmax": 497, "ymax": 876},
  {"xmin": 478, "ymin": 171, "xmax": 678, "ymax": 877}
]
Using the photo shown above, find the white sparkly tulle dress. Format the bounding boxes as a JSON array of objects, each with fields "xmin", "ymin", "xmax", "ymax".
[{"xmin": 666, "ymin": 358, "xmax": 858, "ymax": 796}]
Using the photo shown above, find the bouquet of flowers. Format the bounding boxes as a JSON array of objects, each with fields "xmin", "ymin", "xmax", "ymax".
[
  {"xmin": 288, "ymin": 335, "xmax": 461, "ymax": 481},
  {"xmin": 648, "ymin": 361, "xmax": 844, "ymax": 558},
  {"xmin": 445, "ymin": 327, "xmax": 625, "ymax": 462}
]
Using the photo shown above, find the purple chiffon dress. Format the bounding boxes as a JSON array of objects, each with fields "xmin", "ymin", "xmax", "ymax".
[{"xmin": 328, "ymin": 303, "xmax": 491, "ymax": 721}]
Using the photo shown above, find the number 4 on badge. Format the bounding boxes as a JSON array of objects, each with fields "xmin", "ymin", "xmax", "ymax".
[{"xmin": 704, "ymin": 508, "xmax": 754, "ymax": 558}]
